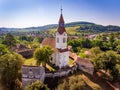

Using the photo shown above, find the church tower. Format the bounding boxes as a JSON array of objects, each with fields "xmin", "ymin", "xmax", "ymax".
[
  {"xmin": 55, "ymin": 8, "xmax": 69, "ymax": 68},
  {"xmin": 41, "ymin": 8, "xmax": 69, "ymax": 68},
  {"xmin": 56, "ymin": 8, "xmax": 67, "ymax": 49}
]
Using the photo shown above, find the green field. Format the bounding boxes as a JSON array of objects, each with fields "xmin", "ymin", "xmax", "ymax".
[
  {"xmin": 24, "ymin": 58, "xmax": 74, "ymax": 71},
  {"xmin": 69, "ymin": 58, "xmax": 74, "ymax": 65},
  {"xmin": 24, "ymin": 58, "xmax": 36, "ymax": 65},
  {"xmin": 48, "ymin": 26, "xmax": 81, "ymax": 35},
  {"xmin": 24, "ymin": 58, "xmax": 55, "ymax": 71}
]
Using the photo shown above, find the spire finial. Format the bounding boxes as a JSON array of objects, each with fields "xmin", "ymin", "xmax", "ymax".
[{"xmin": 61, "ymin": 5, "xmax": 63, "ymax": 14}]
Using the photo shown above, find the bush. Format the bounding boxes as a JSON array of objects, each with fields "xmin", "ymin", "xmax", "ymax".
[
  {"xmin": 56, "ymin": 75, "xmax": 90, "ymax": 90},
  {"xmin": 25, "ymin": 80, "xmax": 49, "ymax": 90}
]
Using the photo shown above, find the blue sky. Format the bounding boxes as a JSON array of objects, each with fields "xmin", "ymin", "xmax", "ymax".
[{"xmin": 0, "ymin": 0, "xmax": 120, "ymax": 28}]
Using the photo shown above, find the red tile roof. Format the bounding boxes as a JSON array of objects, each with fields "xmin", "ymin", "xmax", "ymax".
[
  {"xmin": 41, "ymin": 38, "xmax": 69, "ymax": 52},
  {"xmin": 57, "ymin": 27, "xmax": 66, "ymax": 34},
  {"xmin": 57, "ymin": 48, "xmax": 68, "ymax": 53},
  {"xmin": 69, "ymin": 52, "xmax": 93, "ymax": 66},
  {"xmin": 59, "ymin": 14, "xmax": 64, "ymax": 23},
  {"xmin": 41, "ymin": 38, "xmax": 55, "ymax": 49},
  {"xmin": 76, "ymin": 57, "xmax": 92, "ymax": 64},
  {"xmin": 57, "ymin": 14, "xmax": 66, "ymax": 34}
]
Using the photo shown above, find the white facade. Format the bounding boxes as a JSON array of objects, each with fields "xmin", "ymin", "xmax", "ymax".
[
  {"xmin": 56, "ymin": 51, "xmax": 69, "ymax": 68},
  {"xmin": 50, "ymin": 30, "xmax": 69, "ymax": 68},
  {"xmin": 51, "ymin": 51, "xmax": 69, "ymax": 68},
  {"xmin": 54, "ymin": 31, "xmax": 69, "ymax": 68},
  {"xmin": 56, "ymin": 32, "xmax": 67, "ymax": 49}
]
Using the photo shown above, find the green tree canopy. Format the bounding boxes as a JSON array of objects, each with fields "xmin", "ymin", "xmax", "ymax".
[
  {"xmin": 116, "ymin": 45, "xmax": 120, "ymax": 54},
  {"xmin": 89, "ymin": 47, "xmax": 102, "ymax": 58},
  {"xmin": 4, "ymin": 33, "xmax": 16, "ymax": 47},
  {"xmin": 34, "ymin": 45, "xmax": 54, "ymax": 66},
  {"xmin": 92, "ymin": 50, "xmax": 120, "ymax": 81},
  {"xmin": 0, "ymin": 44, "xmax": 9, "ymax": 57},
  {"xmin": 25, "ymin": 80, "xmax": 49, "ymax": 90},
  {"xmin": 0, "ymin": 53, "xmax": 24, "ymax": 90},
  {"xmin": 56, "ymin": 75, "xmax": 101, "ymax": 90},
  {"xmin": 68, "ymin": 38, "xmax": 93, "ymax": 52},
  {"xmin": 93, "ymin": 51, "xmax": 120, "ymax": 70},
  {"xmin": 19, "ymin": 35, "xmax": 33, "ymax": 42}
]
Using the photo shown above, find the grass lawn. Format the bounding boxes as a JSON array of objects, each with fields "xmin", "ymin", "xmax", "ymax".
[
  {"xmin": 24, "ymin": 58, "xmax": 74, "ymax": 71},
  {"xmin": 24, "ymin": 58, "xmax": 55, "ymax": 71},
  {"xmin": 46, "ymin": 64, "xmax": 55, "ymax": 71},
  {"xmin": 24, "ymin": 58, "xmax": 36, "ymax": 65},
  {"xmin": 69, "ymin": 58, "xmax": 74, "ymax": 66},
  {"xmin": 48, "ymin": 26, "xmax": 81, "ymax": 35}
]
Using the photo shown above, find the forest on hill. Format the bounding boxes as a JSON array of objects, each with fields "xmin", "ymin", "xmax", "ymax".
[{"xmin": 0, "ymin": 21, "xmax": 120, "ymax": 33}]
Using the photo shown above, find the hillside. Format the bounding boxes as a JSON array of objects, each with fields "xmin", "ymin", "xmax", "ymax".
[
  {"xmin": 45, "ymin": 70, "xmax": 119, "ymax": 90},
  {"xmin": 0, "ymin": 21, "xmax": 120, "ymax": 33}
]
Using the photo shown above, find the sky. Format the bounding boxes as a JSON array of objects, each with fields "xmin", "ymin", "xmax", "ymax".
[{"xmin": 0, "ymin": 0, "xmax": 120, "ymax": 28}]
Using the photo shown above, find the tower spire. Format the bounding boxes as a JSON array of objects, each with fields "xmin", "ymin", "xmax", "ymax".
[
  {"xmin": 61, "ymin": 6, "xmax": 63, "ymax": 14},
  {"xmin": 57, "ymin": 7, "xmax": 66, "ymax": 34}
]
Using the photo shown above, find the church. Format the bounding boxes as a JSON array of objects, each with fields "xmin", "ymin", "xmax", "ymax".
[
  {"xmin": 41, "ymin": 9, "xmax": 69, "ymax": 68},
  {"xmin": 22, "ymin": 8, "xmax": 94, "ymax": 90}
]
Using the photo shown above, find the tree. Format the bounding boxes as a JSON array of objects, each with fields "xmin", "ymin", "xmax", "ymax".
[
  {"xmin": 0, "ymin": 44, "xmax": 9, "ymax": 57},
  {"xmin": 68, "ymin": 38, "xmax": 92, "ymax": 52},
  {"xmin": 92, "ymin": 52, "xmax": 106, "ymax": 70},
  {"xmin": 31, "ymin": 36, "xmax": 43, "ymax": 49},
  {"xmin": 89, "ymin": 47, "xmax": 102, "ymax": 58},
  {"xmin": 82, "ymin": 38, "xmax": 92, "ymax": 48},
  {"xmin": 93, "ymin": 50, "xmax": 120, "ymax": 81},
  {"xmin": 56, "ymin": 75, "xmax": 100, "ymax": 90},
  {"xmin": 4, "ymin": 33, "xmax": 16, "ymax": 47},
  {"xmin": 68, "ymin": 39, "xmax": 82, "ymax": 49},
  {"xmin": 109, "ymin": 33, "xmax": 115, "ymax": 49},
  {"xmin": 34, "ymin": 45, "xmax": 54, "ymax": 66},
  {"xmin": 0, "ymin": 53, "xmax": 24, "ymax": 90},
  {"xmin": 110, "ymin": 64, "xmax": 120, "ymax": 82},
  {"xmin": 25, "ymin": 80, "xmax": 49, "ymax": 90},
  {"xmin": 116, "ymin": 45, "xmax": 120, "ymax": 54},
  {"xmin": 33, "ymin": 36, "xmax": 44, "ymax": 43},
  {"xmin": 19, "ymin": 35, "xmax": 33, "ymax": 42},
  {"xmin": 93, "ymin": 51, "xmax": 120, "ymax": 70}
]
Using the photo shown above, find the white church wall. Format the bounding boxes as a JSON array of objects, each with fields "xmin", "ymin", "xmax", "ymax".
[
  {"xmin": 60, "ymin": 51, "xmax": 69, "ymax": 67},
  {"xmin": 50, "ymin": 53, "xmax": 56, "ymax": 64},
  {"xmin": 56, "ymin": 32, "xmax": 67, "ymax": 49},
  {"xmin": 56, "ymin": 52, "xmax": 61, "ymax": 67},
  {"xmin": 55, "ymin": 51, "xmax": 69, "ymax": 68}
]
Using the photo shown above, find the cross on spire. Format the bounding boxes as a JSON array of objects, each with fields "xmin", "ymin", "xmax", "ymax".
[{"xmin": 61, "ymin": 6, "xmax": 63, "ymax": 14}]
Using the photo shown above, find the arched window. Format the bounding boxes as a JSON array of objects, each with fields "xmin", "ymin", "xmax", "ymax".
[
  {"xmin": 63, "ymin": 38, "xmax": 66, "ymax": 43},
  {"xmin": 57, "ymin": 38, "xmax": 59, "ymax": 43}
]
